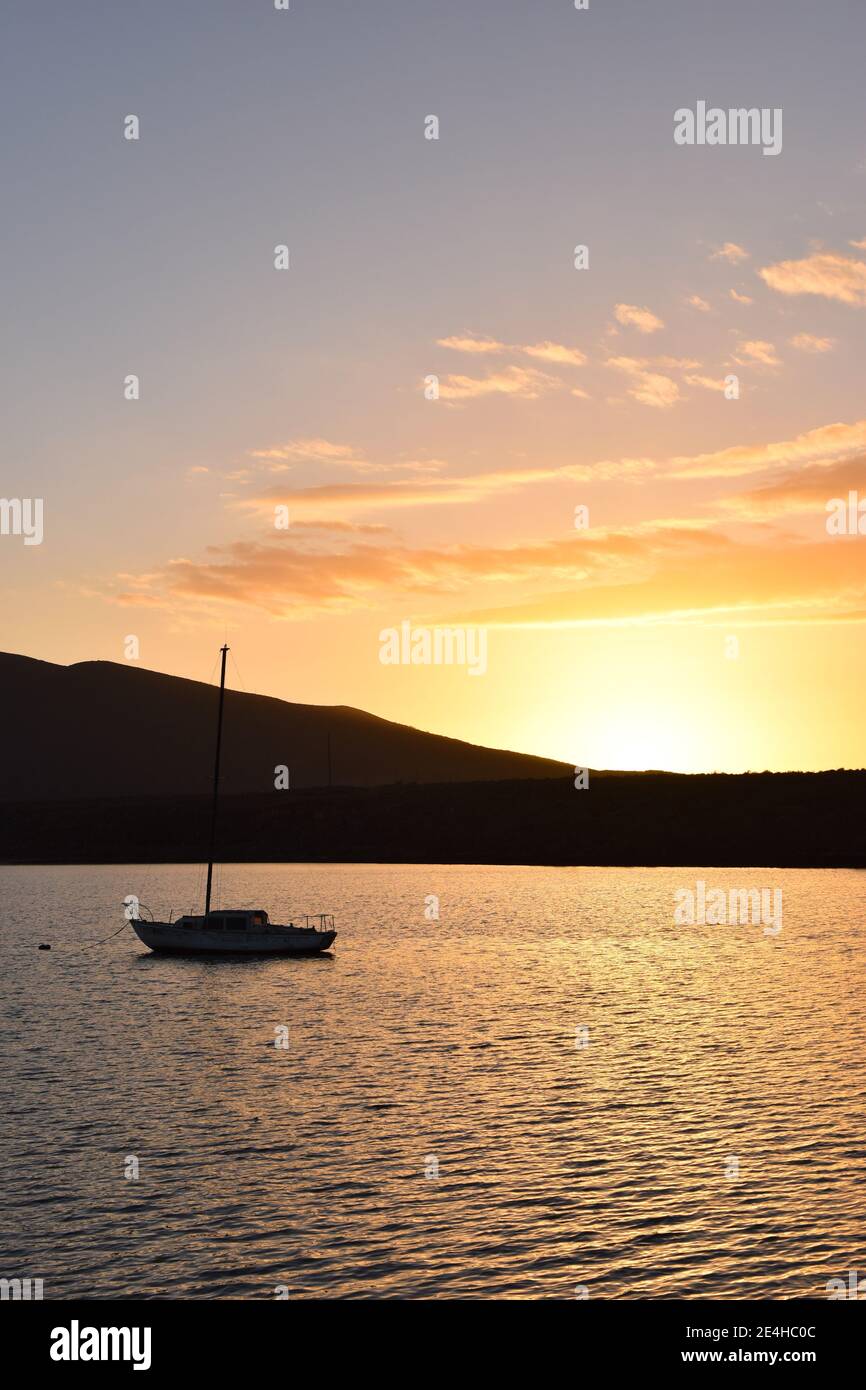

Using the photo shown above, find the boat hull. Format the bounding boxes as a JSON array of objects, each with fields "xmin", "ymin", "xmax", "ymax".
[{"xmin": 130, "ymin": 920, "xmax": 336, "ymax": 955}]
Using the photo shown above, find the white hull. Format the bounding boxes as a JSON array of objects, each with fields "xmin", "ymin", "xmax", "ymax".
[{"xmin": 130, "ymin": 920, "xmax": 336, "ymax": 955}]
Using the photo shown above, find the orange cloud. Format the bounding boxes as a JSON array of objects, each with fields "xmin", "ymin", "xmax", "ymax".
[
  {"xmin": 239, "ymin": 445, "xmax": 453, "ymax": 484},
  {"xmin": 436, "ymin": 365, "xmax": 562, "ymax": 401},
  {"xmin": 758, "ymin": 250, "xmax": 866, "ymax": 305},
  {"xmin": 606, "ymin": 356, "xmax": 681, "ymax": 408},
  {"xmin": 112, "ymin": 523, "xmax": 727, "ymax": 620},
  {"xmin": 614, "ymin": 303, "xmax": 664, "ymax": 334},
  {"xmin": 790, "ymin": 332, "xmax": 835, "ymax": 353},
  {"xmin": 711, "ymin": 242, "xmax": 749, "ymax": 264},
  {"xmin": 667, "ymin": 418, "xmax": 866, "ymax": 479},
  {"xmin": 238, "ymin": 456, "xmax": 654, "ymax": 522},
  {"xmin": 722, "ymin": 455, "xmax": 866, "ymax": 519},
  {"xmin": 435, "ymin": 334, "xmax": 506, "ymax": 354},
  {"xmin": 684, "ymin": 374, "xmax": 730, "ymax": 392},
  {"xmin": 437, "ymin": 334, "xmax": 587, "ymax": 367},
  {"xmin": 249, "ymin": 438, "xmax": 362, "ymax": 463},
  {"xmin": 523, "ymin": 341, "xmax": 588, "ymax": 366},
  {"xmin": 734, "ymin": 339, "xmax": 780, "ymax": 366},
  {"xmin": 455, "ymin": 537, "xmax": 866, "ymax": 629},
  {"xmin": 110, "ymin": 502, "xmax": 866, "ymax": 633}
]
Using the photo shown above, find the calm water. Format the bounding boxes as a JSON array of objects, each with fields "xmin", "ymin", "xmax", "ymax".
[{"xmin": 0, "ymin": 863, "xmax": 864, "ymax": 1300}]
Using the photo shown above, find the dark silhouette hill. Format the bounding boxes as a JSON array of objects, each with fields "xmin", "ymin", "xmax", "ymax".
[{"xmin": 0, "ymin": 652, "xmax": 569, "ymax": 802}]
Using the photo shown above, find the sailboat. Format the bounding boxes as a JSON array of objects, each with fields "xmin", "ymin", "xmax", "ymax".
[{"xmin": 129, "ymin": 645, "xmax": 337, "ymax": 955}]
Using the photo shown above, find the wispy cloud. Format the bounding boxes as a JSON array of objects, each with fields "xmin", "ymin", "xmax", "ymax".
[
  {"xmin": 110, "ymin": 501, "xmax": 866, "ymax": 631},
  {"xmin": 711, "ymin": 242, "xmax": 749, "ymax": 264},
  {"xmin": 758, "ymin": 249, "xmax": 866, "ymax": 305},
  {"xmin": 437, "ymin": 334, "xmax": 587, "ymax": 367},
  {"xmin": 241, "ymin": 439, "xmax": 436, "ymax": 478},
  {"xmin": 238, "ymin": 457, "xmax": 655, "ymax": 522},
  {"xmin": 613, "ymin": 303, "xmax": 664, "ymax": 334},
  {"xmin": 684, "ymin": 373, "xmax": 730, "ymax": 393},
  {"xmin": 687, "ymin": 294, "xmax": 711, "ymax": 312},
  {"xmin": 522, "ymin": 341, "xmax": 588, "ymax": 366},
  {"xmin": 111, "ymin": 523, "xmax": 726, "ymax": 621},
  {"xmin": 436, "ymin": 365, "xmax": 562, "ymax": 402},
  {"xmin": 455, "ymin": 536, "xmax": 866, "ymax": 629},
  {"xmin": 606, "ymin": 356, "xmax": 681, "ymax": 408},
  {"xmin": 436, "ymin": 333, "xmax": 507, "ymax": 355},
  {"xmin": 249, "ymin": 438, "xmax": 361, "ymax": 463},
  {"xmin": 722, "ymin": 455, "xmax": 866, "ymax": 518},
  {"xmin": 730, "ymin": 288, "xmax": 753, "ymax": 304},
  {"xmin": 734, "ymin": 339, "xmax": 780, "ymax": 367},
  {"xmin": 790, "ymin": 332, "xmax": 835, "ymax": 353},
  {"xmin": 247, "ymin": 438, "xmax": 376, "ymax": 472},
  {"xmin": 667, "ymin": 417, "xmax": 866, "ymax": 479}
]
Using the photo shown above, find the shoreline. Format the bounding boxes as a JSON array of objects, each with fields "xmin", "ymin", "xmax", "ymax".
[{"xmin": 3, "ymin": 771, "xmax": 865, "ymax": 869}]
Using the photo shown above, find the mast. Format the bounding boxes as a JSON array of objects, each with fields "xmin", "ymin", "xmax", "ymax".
[{"xmin": 204, "ymin": 644, "xmax": 229, "ymax": 920}]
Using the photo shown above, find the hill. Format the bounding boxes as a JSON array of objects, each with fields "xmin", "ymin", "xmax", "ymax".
[{"xmin": 0, "ymin": 652, "xmax": 569, "ymax": 801}]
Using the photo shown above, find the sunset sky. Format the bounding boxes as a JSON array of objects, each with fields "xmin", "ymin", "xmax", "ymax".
[{"xmin": 3, "ymin": 0, "xmax": 866, "ymax": 772}]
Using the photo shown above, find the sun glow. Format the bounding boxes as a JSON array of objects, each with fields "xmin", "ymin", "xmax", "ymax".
[{"xmin": 584, "ymin": 702, "xmax": 706, "ymax": 773}]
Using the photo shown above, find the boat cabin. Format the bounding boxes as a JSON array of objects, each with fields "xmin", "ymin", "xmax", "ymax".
[
  {"xmin": 177, "ymin": 909, "xmax": 271, "ymax": 930},
  {"xmin": 169, "ymin": 909, "xmax": 335, "ymax": 934}
]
